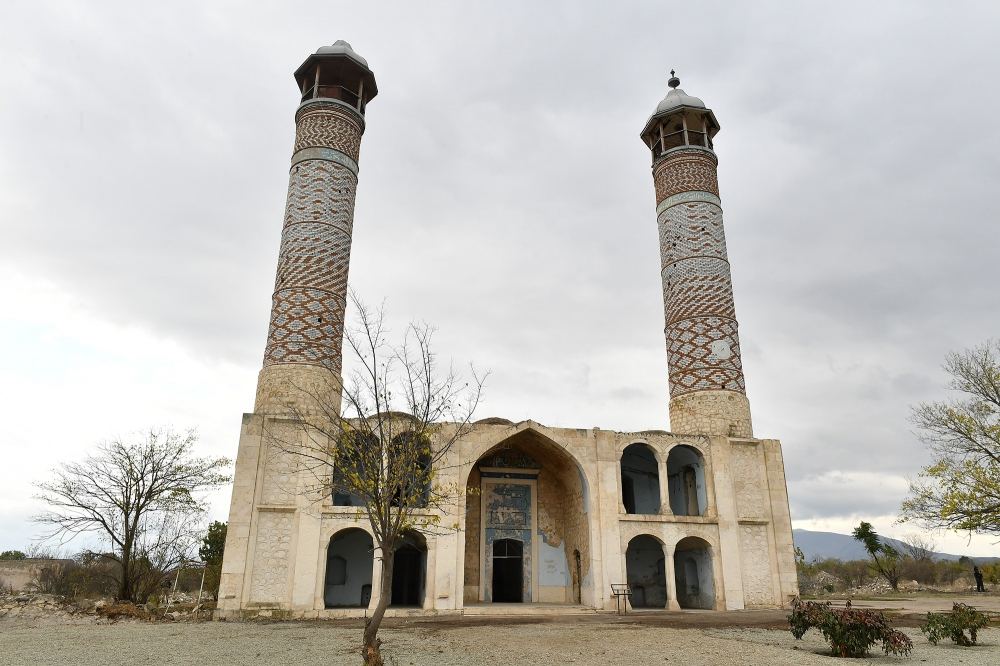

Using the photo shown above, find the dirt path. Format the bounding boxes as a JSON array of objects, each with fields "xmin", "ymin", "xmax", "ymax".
[{"xmin": 2, "ymin": 615, "xmax": 998, "ymax": 665}]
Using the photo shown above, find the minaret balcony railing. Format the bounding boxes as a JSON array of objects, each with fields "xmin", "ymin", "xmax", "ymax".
[
  {"xmin": 650, "ymin": 130, "xmax": 713, "ymax": 159},
  {"xmin": 300, "ymin": 84, "xmax": 366, "ymax": 113}
]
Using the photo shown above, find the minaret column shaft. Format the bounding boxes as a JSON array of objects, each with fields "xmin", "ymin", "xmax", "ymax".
[
  {"xmin": 255, "ymin": 100, "xmax": 366, "ymax": 413},
  {"xmin": 653, "ymin": 148, "xmax": 752, "ymax": 437}
]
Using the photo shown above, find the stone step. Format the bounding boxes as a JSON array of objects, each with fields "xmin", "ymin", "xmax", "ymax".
[{"xmin": 463, "ymin": 603, "xmax": 598, "ymax": 616}]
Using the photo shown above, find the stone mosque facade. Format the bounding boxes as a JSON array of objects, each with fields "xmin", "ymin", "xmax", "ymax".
[{"xmin": 218, "ymin": 43, "xmax": 798, "ymax": 617}]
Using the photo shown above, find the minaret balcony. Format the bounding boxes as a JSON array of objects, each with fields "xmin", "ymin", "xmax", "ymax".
[
  {"xmin": 649, "ymin": 129, "xmax": 713, "ymax": 159},
  {"xmin": 300, "ymin": 83, "xmax": 366, "ymax": 113}
]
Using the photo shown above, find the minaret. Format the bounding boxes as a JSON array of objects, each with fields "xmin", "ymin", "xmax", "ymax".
[
  {"xmin": 218, "ymin": 42, "xmax": 378, "ymax": 613},
  {"xmin": 641, "ymin": 72, "xmax": 752, "ymax": 438},
  {"xmin": 255, "ymin": 41, "xmax": 378, "ymax": 413}
]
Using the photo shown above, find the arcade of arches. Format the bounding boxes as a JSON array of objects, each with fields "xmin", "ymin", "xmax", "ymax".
[
  {"xmin": 323, "ymin": 528, "xmax": 427, "ymax": 609},
  {"xmin": 625, "ymin": 534, "xmax": 715, "ymax": 610},
  {"xmin": 620, "ymin": 443, "xmax": 707, "ymax": 517}
]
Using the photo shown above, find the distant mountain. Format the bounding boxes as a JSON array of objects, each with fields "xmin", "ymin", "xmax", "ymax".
[{"xmin": 792, "ymin": 529, "xmax": 998, "ymax": 563}]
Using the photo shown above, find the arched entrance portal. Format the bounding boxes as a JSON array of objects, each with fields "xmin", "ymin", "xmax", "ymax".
[
  {"xmin": 324, "ymin": 529, "xmax": 374, "ymax": 608},
  {"xmin": 674, "ymin": 536, "xmax": 715, "ymax": 609},
  {"xmin": 625, "ymin": 535, "xmax": 666, "ymax": 608},
  {"xmin": 463, "ymin": 428, "xmax": 592, "ymax": 606},
  {"xmin": 390, "ymin": 531, "xmax": 426, "ymax": 607}
]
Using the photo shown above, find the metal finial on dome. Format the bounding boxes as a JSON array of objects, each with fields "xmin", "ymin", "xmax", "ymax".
[{"xmin": 668, "ymin": 70, "xmax": 680, "ymax": 89}]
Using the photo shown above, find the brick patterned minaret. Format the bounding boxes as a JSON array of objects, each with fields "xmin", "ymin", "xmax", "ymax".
[
  {"xmin": 254, "ymin": 41, "xmax": 378, "ymax": 413},
  {"xmin": 641, "ymin": 72, "xmax": 752, "ymax": 437}
]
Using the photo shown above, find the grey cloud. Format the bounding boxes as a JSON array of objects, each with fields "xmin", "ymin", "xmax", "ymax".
[{"xmin": 1, "ymin": 2, "xmax": 998, "ymax": 528}]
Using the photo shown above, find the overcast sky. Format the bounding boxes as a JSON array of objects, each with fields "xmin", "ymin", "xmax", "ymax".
[{"xmin": 2, "ymin": 1, "xmax": 998, "ymax": 556}]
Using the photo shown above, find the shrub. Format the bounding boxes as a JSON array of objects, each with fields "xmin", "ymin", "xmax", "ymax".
[
  {"xmin": 31, "ymin": 561, "xmax": 75, "ymax": 595},
  {"xmin": 921, "ymin": 603, "xmax": 991, "ymax": 646},
  {"xmin": 96, "ymin": 602, "xmax": 152, "ymax": 622},
  {"xmin": 789, "ymin": 598, "xmax": 913, "ymax": 658}
]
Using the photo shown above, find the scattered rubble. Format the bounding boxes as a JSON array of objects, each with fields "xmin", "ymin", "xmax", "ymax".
[{"xmin": 0, "ymin": 593, "xmax": 213, "ymax": 625}]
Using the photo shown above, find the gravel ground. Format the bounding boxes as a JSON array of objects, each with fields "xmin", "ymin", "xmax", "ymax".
[{"xmin": 1, "ymin": 618, "xmax": 998, "ymax": 665}]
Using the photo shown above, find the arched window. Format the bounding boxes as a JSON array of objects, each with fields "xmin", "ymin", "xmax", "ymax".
[
  {"xmin": 389, "ymin": 432, "xmax": 432, "ymax": 508},
  {"xmin": 332, "ymin": 432, "xmax": 374, "ymax": 507},
  {"xmin": 667, "ymin": 445, "xmax": 707, "ymax": 516},
  {"xmin": 620, "ymin": 443, "xmax": 661, "ymax": 514}
]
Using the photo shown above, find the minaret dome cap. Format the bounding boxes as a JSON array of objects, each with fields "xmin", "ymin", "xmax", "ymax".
[
  {"xmin": 315, "ymin": 40, "xmax": 370, "ymax": 69},
  {"xmin": 293, "ymin": 39, "xmax": 378, "ymax": 105},
  {"xmin": 652, "ymin": 87, "xmax": 706, "ymax": 114},
  {"xmin": 641, "ymin": 71, "xmax": 719, "ymax": 142},
  {"xmin": 651, "ymin": 72, "xmax": 707, "ymax": 116}
]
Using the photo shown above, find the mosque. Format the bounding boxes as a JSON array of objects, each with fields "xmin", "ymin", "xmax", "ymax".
[{"xmin": 218, "ymin": 41, "xmax": 798, "ymax": 616}]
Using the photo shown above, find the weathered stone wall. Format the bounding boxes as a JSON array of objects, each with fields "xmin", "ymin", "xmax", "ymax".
[
  {"xmin": 254, "ymin": 359, "xmax": 343, "ymax": 415},
  {"xmin": 249, "ymin": 510, "xmax": 294, "ymax": 605},
  {"xmin": 731, "ymin": 442, "xmax": 767, "ymax": 519},
  {"xmin": 463, "ymin": 467, "xmax": 481, "ymax": 600},
  {"xmin": 669, "ymin": 390, "xmax": 752, "ymax": 438},
  {"xmin": 260, "ymin": 439, "xmax": 297, "ymax": 506},
  {"xmin": 0, "ymin": 560, "xmax": 73, "ymax": 593},
  {"xmin": 738, "ymin": 523, "xmax": 773, "ymax": 606}
]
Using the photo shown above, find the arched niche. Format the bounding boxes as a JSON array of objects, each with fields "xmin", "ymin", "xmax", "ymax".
[
  {"xmin": 667, "ymin": 445, "xmax": 707, "ymax": 516},
  {"xmin": 674, "ymin": 536, "xmax": 715, "ymax": 610},
  {"xmin": 324, "ymin": 528, "xmax": 374, "ymax": 608},
  {"xmin": 625, "ymin": 534, "xmax": 666, "ymax": 608},
  {"xmin": 620, "ymin": 443, "xmax": 661, "ymax": 514}
]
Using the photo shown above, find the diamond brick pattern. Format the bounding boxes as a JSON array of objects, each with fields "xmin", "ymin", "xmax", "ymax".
[
  {"xmin": 261, "ymin": 106, "xmax": 366, "ymax": 374},
  {"xmin": 651, "ymin": 149, "xmax": 745, "ymax": 397},
  {"xmin": 665, "ymin": 317, "xmax": 745, "ymax": 396},
  {"xmin": 294, "ymin": 103, "xmax": 363, "ymax": 162},
  {"xmin": 263, "ymin": 287, "xmax": 346, "ymax": 373},
  {"xmin": 653, "ymin": 149, "xmax": 719, "ymax": 204}
]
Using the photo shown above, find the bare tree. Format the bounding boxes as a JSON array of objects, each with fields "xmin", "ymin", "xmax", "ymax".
[
  {"xmin": 901, "ymin": 533, "xmax": 937, "ymax": 562},
  {"xmin": 33, "ymin": 428, "xmax": 231, "ymax": 602},
  {"xmin": 270, "ymin": 294, "xmax": 484, "ymax": 666},
  {"xmin": 901, "ymin": 340, "xmax": 1000, "ymax": 535}
]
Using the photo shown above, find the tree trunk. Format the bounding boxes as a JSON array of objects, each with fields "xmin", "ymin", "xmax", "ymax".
[
  {"xmin": 120, "ymin": 552, "xmax": 132, "ymax": 602},
  {"xmin": 362, "ymin": 550, "xmax": 394, "ymax": 666}
]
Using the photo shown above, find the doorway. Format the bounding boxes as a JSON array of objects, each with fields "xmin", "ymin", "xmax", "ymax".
[
  {"xmin": 491, "ymin": 539, "xmax": 523, "ymax": 602},
  {"xmin": 391, "ymin": 543, "xmax": 425, "ymax": 606}
]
